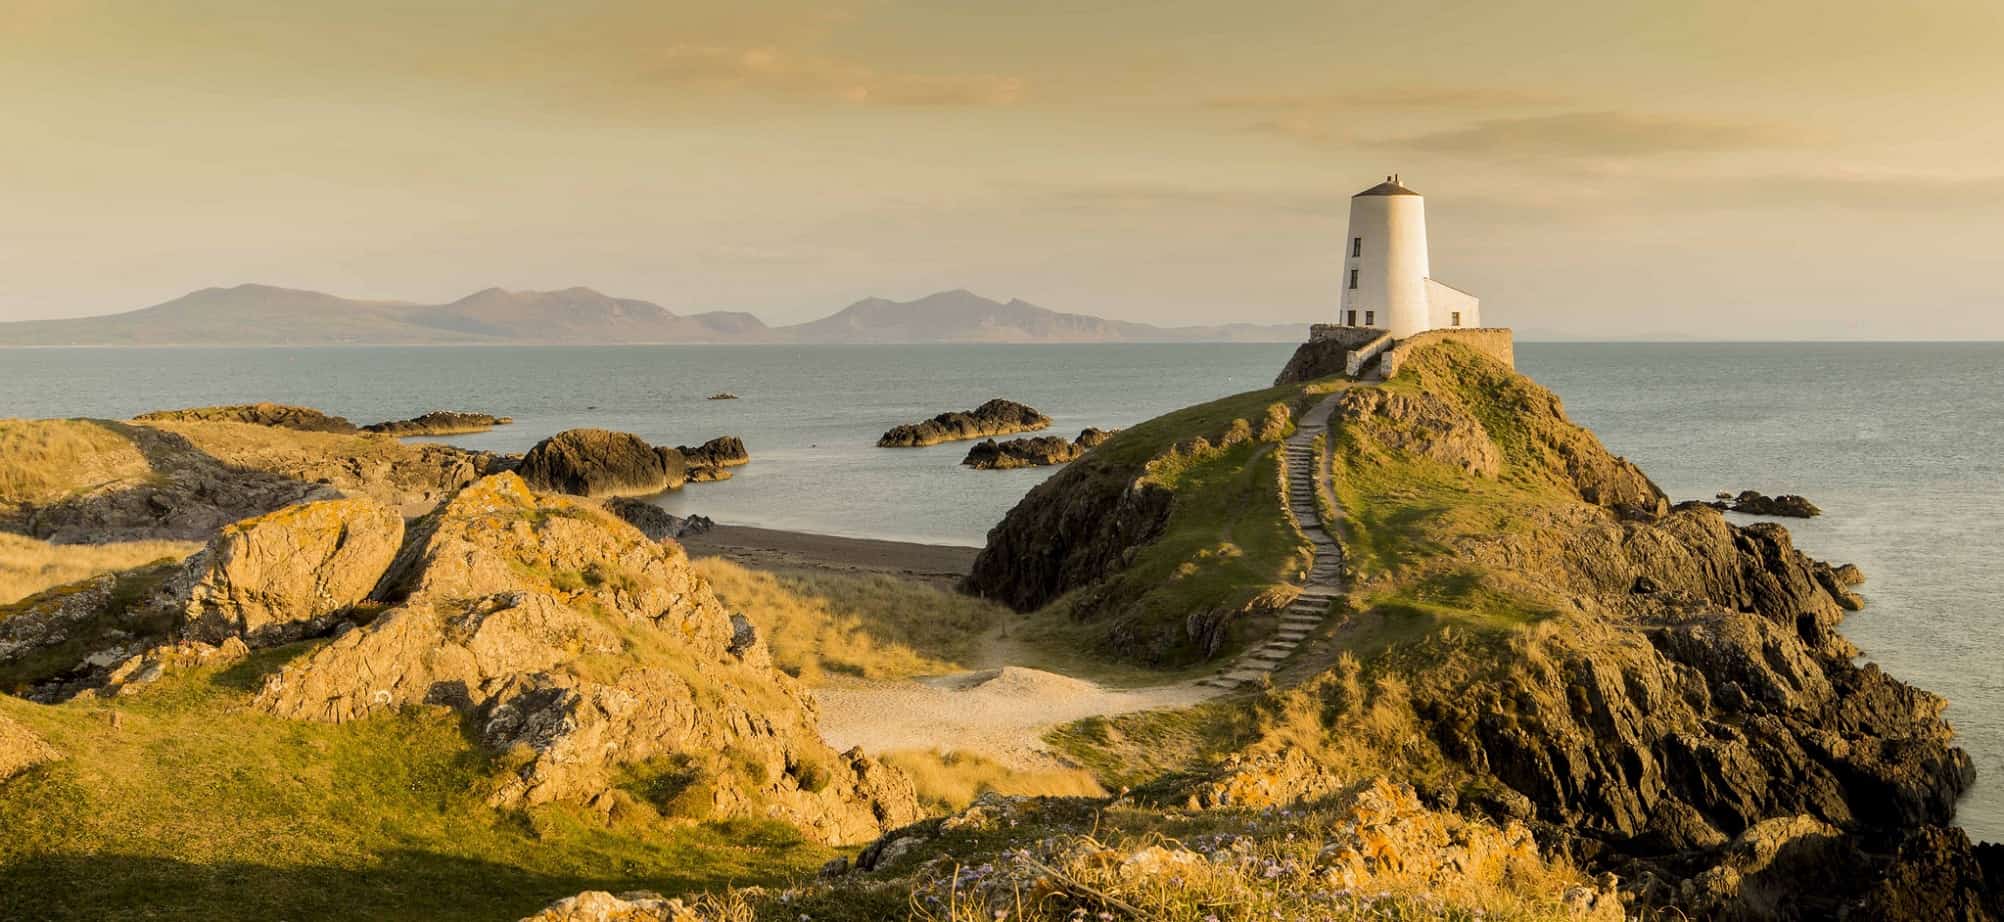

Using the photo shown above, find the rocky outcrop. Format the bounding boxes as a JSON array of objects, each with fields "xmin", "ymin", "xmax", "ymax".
[
  {"xmin": 517, "ymin": 429, "xmax": 687, "ymax": 498},
  {"xmin": 877, "ymin": 399, "xmax": 1050, "ymax": 447},
  {"xmin": 519, "ymin": 891, "xmax": 696, "ymax": 922},
  {"xmin": 603, "ymin": 498, "xmax": 712, "ymax": 542},
  {"xmin": 0, "ymin": 561, "xmax": 182, "ymax": 697},
  {"xmin": 706, "ymin": 392, "xmax": 738, "ymax": 401},
  {"xmin": 1709, "ymin": 490, "xmax": 1822, "ymax": 518},
  {"xmin": 963, "ymin": 428, "xmax": 1119, "ymax": 470},
  {"xmin": 963, "ymin": 463, "xmax": 1173, "ymax": 612},
  {"xmin": 171, "ymin": 497, "xmax": 402, "ymax": 645},
  {"xmin": 0, "ymin": 713, "xmax": 58, "ymax": 783},
  {"xmin": 363, "ymin": 411, "xmax": 512, "ymax": 436},
  {"xmin": 252, "ymin": 473, "xmax": 920, "ymax": 843},
  {"xmin": 2, "ymin": 417, "xmax": 503, "ymax": 543},
  {"xmin": 675, "ymin": 436, "xmax": 749, "ymax": 482},
  {"xmin": 134, "ymin": 403, "xmax": 359, "ymax": 433},
  {"xmin": 962, "ymin": 435, "xmax": 1081, "ymax": 470}
]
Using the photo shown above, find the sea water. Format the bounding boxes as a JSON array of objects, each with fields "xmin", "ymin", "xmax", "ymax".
[{"xmin": 3, "ymin": 341, "xmax": 2000, "ymax": 839}]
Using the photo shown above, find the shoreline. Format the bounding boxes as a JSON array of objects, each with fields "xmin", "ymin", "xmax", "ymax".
[{"xmin": 676, "ymin": 523, "xmax": 980, "ymax": 587}]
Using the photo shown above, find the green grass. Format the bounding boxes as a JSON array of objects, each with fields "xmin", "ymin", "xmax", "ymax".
[
  {"xmin": 0, "ymin": 655, "xmax": 833, "ymax": 921},
  {"xmin": 0, "ymin": 561, "xmax": 183, "ymax": 694}
]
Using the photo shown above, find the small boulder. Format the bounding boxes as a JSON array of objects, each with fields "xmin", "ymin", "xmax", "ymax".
[
  {"xmin": 706, "ymin": 392, "xmax": 739, "ymax": 401},
  {"xmin": 676, "ymin": 436, "xmax": 750, "ymax": 471},
  {"xmin": 518, "ymin": 429, "xmax": 682, "ymax": 498},
  {"xmin": 518, "ymin": 890, "xmax": 693, "ymax": 922},
  {"xmin": 175, "ymin": 497, "xmax": 404, "ymax": 646},
  {"xmin": 0, "ymin": 713, "xmax": 59, "ymax": 783},
  {"xmin": 1074, "ymin": 427, "xmax": 1118, "ymax": 450}
]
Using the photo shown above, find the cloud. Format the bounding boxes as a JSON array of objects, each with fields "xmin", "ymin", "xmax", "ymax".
[
  {"xmin": 650, "ymin": 44, "xmax": 1026, "ymax": 107},
  {"xmin": 1207, "ymin": 86, "xmax": 1568, "ymax": 113},
  {"xmin": 1386, "ymin": 111, "xmax": 1803, "ymax": 159}
]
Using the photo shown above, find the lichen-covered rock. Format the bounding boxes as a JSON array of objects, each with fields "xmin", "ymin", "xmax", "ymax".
[
  {"xmin": 518, "ymin": 891, "xmax": 697, "ymax": 922},
  {"xmin": 253, "ymin": 473, "xmax": 920, "ymax": 843},
  {"xmin": 0, "ymin": 713, "xmax": 58, "ymax": 783},
  {"xmin": 363, "ymin": 411, "xmax": 512, "ymax": 436},
  {"xmin": 173, "ymin": 497, "xmax": 403, "ymax": 645},
  {"xmin": 134, "ymin": 403, "xmax": 359, "ymax": 433},
  {"xmin": 0, "ymin": 561, "xmax": 183, "ymax": 698},
  {"xmin": 518, "ymin": 429, "xmax": 684, "ymax": 497},
  {"xmin": 877, "ymin": 399, "xmax": 1050, "ymax": 447}
]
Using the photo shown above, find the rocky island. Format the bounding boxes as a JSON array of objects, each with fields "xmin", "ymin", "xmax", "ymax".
[
  {"xmin": 876, "ymin": 398, "xmax": 1050, "ymax": 447},
  {"xmin": 961, "ymin": 427, "xmax": 1117, "ymax": 469},
  {"xmin": 1, "ymin": 342, "xmax": 1997, "ymax": 921},
  {"xmin": 362, "ymin": 410, "xmax": 513, "ymax": 436}
]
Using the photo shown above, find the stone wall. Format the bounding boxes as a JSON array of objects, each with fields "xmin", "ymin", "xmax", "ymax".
[
  {"xmin": 1307, "ymin": 324, "xmax": 1385, "ymax": 349},
  {"xmin": 1378, "ymin": 328, "xmax": 1515, "ymax": 378}
]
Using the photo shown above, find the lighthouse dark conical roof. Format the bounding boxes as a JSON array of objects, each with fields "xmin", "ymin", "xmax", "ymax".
[{"xmin": 1354, "ymin": 175, "xmax": 1420, "ymax": 197}]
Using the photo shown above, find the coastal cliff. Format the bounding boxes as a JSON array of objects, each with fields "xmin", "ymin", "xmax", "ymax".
[{"xmin": 959, "ymin": 340, "xmax": 1999, "ymax": 918}]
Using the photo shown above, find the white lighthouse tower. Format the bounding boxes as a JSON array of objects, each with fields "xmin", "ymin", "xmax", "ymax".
[{"xmin": 1337, "ymin": 175, "xmax": 1478, "ymax": 338}]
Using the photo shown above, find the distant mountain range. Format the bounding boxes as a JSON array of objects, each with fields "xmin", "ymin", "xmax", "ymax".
[{"xmin": 0, "ymin": 285, "xmax": 1310, "ymax": 346}]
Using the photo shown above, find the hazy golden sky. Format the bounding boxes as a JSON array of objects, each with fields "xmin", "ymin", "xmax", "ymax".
[{"xmin": 5, "ymin": 0, "xmax": 2002, "ymax": 337}]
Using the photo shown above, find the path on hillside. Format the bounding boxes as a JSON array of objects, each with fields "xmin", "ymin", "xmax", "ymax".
[
  {"xmin": 1198, "ymin": 392, "xmax": 1348, "ymax": 690},
  {"xmin": 778, "ymin": 393, "xmax": 1353, "ymax": 770}
]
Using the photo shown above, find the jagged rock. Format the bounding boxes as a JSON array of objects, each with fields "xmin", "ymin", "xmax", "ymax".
[
  {"xmin": 173, "ymin": 497, "xmax": 402, "ymax": 645},
  {"xmin": 96, "ymin": 637, "xmax": 249, "ymax": 698},
  {"xmin": 517, "ymin": 429, "xmax": 686, "ymax": 498},
  {"xmin": 134, "ymin": 403, "xmax": 359, "ymax": 433},
  {"xmin": 706, "ymin": 393, "xmax": 738, "ymax": 401},
  {"xmin": 253, "ymin": 473, "xmax": 920, "ymax": 843},
  {"xmin": 676, "ymin": 436, "xmax": 749, "ymax": 471},
  {"xmin": 0, "ymin": 561, "xmax": 184, "ymax": 698},
  {"xmin": 518, "ymin": 890, "xmax": 697, "ymax": 922},
  {"xmin": 877, "ymin": 399, "xmax": 1050, "ymax": 447},
  {"xmin": 0, "ymin": 713, "xmax": 58, "ymax": 783},
  {"xmin": 1714, "ymin": 490, "xmax": 1822, "ymax": 518},
  {"xmin": 962, "ymin": 435, "xmax": 1082, "ymax": 470},
  {"xmin": 1184, "ymin": 749, "xmax": 1346, "ymax": 810},
  {"xmin": 1074, "ymin": 427, "xmax": 1117, "ymax": 449},
  {"xmin": 363, "ymin": 411, "xmax": 512, "ymax": 436},
  {"xmin": 601, "ymin": 498, "xmax": 710, "ymax": 542}
]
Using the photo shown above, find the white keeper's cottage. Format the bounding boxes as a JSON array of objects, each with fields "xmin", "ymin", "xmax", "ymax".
[{"xmin": 1336, "ymin": 175, "xmax": 1478, "ymax": 338}]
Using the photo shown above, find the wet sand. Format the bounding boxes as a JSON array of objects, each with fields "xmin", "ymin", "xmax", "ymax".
[{"xmin": 677, "ymin": 523, "xmax": 979, "ymax": 588}]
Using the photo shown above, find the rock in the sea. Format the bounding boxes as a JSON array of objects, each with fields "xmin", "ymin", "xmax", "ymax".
[
  {"xmin": 171, "ymin": 497, "xmax": 403, "ymax": 646},
  {"xmin": 962, "ymin": 435, "xmax": 1082, "ymax": 470},
  {"xmin": 676, "ymin": 436, "xmax": 749, "ymax": 471},
  {"xmin": 877, "ymin": 399, "xmax": 1051, "ymax": 447},
  {"xmin": 1714, "ymin": 489, "xmax": 1822, "ymax": 518},
  {"xmin": 517, "ymin": 429, "xmax": 686, "ymax": 498},
  {"xmin": 134, "ymin": 403, "xmax": 359, "ymax": 433},
  {"xmin": 1074, "ymin": 426, "xmax": 1117, "ymax": 449},
  {"xmin": 253, "ymin": 472, "xmax": 921, "ymax": 843},
  {"xmin": 706, "ymin": 392, "xmax": 739, "ymax": 401},
  {"xmin": 363, "ymin": 411, "xmax": 513, "ymax": 436},
  {"xmin": 963, "ymin": 427, "xmax": 1121, "ymax": 470}
]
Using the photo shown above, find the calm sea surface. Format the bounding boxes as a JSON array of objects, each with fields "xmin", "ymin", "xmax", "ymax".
[{"xmin": 2, "ymin": 342, "xmax": 2000, "ymax": 840}]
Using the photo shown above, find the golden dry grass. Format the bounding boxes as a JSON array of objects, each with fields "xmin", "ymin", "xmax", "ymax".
[
  {"xmin": 0, "ymin": 533, "xmax": 200, "ymax": 605},
  {"xmin": 878, "ymin": 749, "xmax": 1104, "ymax": 812},
  {"xmin": 0, "ymin": 419, "xmax": 152, "ymax": 507},
  {"xmin": 690, "ymin": 558, "xmax": 1004, "ymax": 685}
]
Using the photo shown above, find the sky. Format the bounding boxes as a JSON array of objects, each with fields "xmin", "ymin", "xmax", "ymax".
[{"xmin": 3, "ymin": 0, "xmax": 2002, "ymax": 339}]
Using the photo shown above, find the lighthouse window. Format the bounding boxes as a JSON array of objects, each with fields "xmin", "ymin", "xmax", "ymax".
[
  {"xmin": 1451, "ymin": 311, "xmax": 1462, "ymax": 327},
  {"xmin": 1365, "ymin": 310, "xmax": 1376, "ymax": 326},
  {"xmin": 1347, "ymin": 269, "xmax": 1358, "ymax": 290},
  {"xmin": 1351, "ymin": 237, "xmax": 1362, "ymax": 258}
]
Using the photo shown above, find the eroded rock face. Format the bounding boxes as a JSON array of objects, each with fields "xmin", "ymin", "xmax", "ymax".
[
  {"xmin": 173, "ymin": 497, "xmax": 403, "ymax": 645},
  {"xmin": 253, "ymin": 473, "xmax": 920, "ymax": 843},
  {"xmin": 134, "ymin": 403, "xmax": 359, "ymax": 433},
  {"xmin": 363, "ymin": 411, "xmax": 512, "ymax": 436},
  {"xmin": 518, "ymin": 429, "xmax": 685, "ymax": 498},
  {"xmin": 877, "ymin": 399, "xmax": 1050, "ymax": 447}
]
